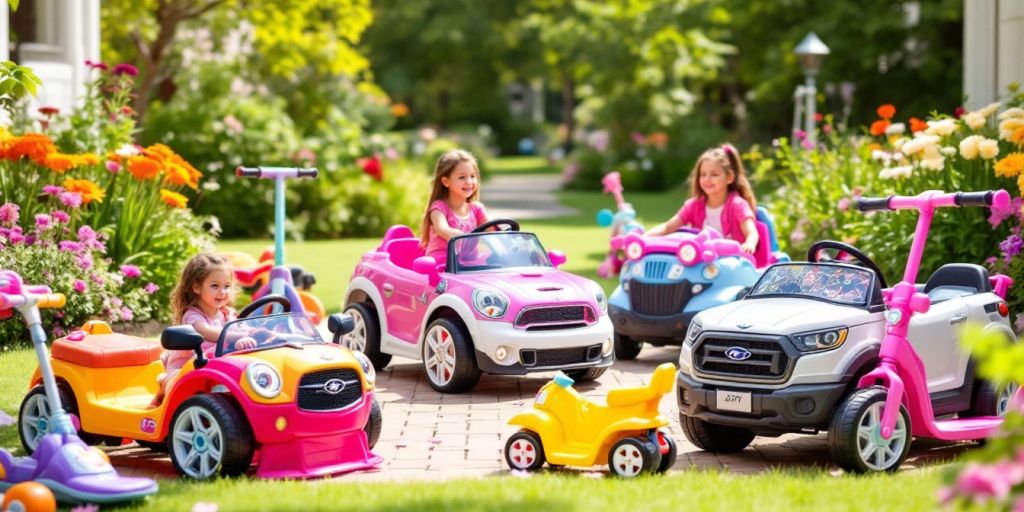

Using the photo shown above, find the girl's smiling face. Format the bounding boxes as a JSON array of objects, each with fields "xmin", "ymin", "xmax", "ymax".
[
  {"xmin": 697, "ymin": 159, "xmax": 734, "ymax": 198},
  {"xmin": 441, "ymin": 161, "xmax": 479, "ymax": 202},
  {"xmin": 193, "ymin": 268, "xmax": 233, "ymax": 313}
]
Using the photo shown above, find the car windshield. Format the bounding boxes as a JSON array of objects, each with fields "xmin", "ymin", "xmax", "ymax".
[
  {"xmin": 748, "ymin": 263, "xmax": 874, "ymax": 306},
  {"xmin": 450, "ymin": 232, "xmax": 551, "ymax": 272},
  {"xmin": 217, "ymin": 313, "xmax": 323, "ymax": 356}
]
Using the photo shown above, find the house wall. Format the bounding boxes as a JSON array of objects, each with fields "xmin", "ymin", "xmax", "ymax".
[{"xmin": 964, "ymin": 0, "xmax": 1024, "ymax": 109}]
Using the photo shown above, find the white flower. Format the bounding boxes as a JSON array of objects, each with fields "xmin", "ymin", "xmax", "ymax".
[
  {"xmin": 962, "ymin": 112, "xmax": 986, "ymax": 131},
  {"xmin": 940, "ymin": 146, "xmax": 957, "ymax": 156},
  {"xmin": 885, "ymin": 123, "xmax": 906, "ymax": 135},
  {"xmin": 891, "ymin": 137, "xmax": 909, "ymax": 150},
  {"xmin": 925, "ymin": 119, "xmax": 958, "ymax": 137},
  {"xmin": 115, "ymin": 144, "xmax": 141, "ymax": 158},
  {"xmin": 998, "ymin": 107, "xmax": 1024, "ymax": 120},
  {"xmin": 920, "ymin": 156, "xmax": 945, "ymax": 171},
  {"xmin": 959, "ymin": 135, "xmax": 983, "ymax": 159},
  {"xmin": 871, "ymin": 149, "xmax": 888, "ymax": 161},
  {"xmin": 978, "ymin": 102, "xmax": 1002, "ymax": 117},
  {"xmin": 901, "ymin": 135, "xmax": 940, "ymax": 155},
  {"xmin": 978, "ymin": 138, "xmax": 1000, "ymax": 159},
  {"xmin": 879, "ymin": 165, "xmax": 913, "ymax": 179}
]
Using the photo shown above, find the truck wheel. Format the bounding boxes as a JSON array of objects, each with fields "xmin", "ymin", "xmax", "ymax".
[
  {"xmin": 422, "ymin": 318, "xmax": 482, "ymax": 393},
  {"xmin": 963, "ymin": 380, "xmax": 1019, "ymax": 417},
  {"xmin": 608, "ymin": 437, "xmax": 659, "ymax": 477},
  {"xmin": 680, "ymin": 414, "xmax": 754, "ymax": 452},
  {"xmin": 169, "ymin": 394, "xmax": 254, "ymax": 479},
  {"xmin": 564, "ymin": 366, "xmax": 607, "ymax": 382},
  {"xmin": 828, "ymin": 387, "xmax": 911, "ymax": 473},
  {"xmin": 364, "ymin": 397, "xmax": 382, "ymax": 449},
  {"xmin": 504, "ymin": 430, "xmax": 546, "ymax": 471},
  {"xmin": 342, "ymin": 302, "xmax": 392, "ymax": 370},
  {"xmin": 614, "ymin": 333, "xmax": 643, "ymax": 360}
]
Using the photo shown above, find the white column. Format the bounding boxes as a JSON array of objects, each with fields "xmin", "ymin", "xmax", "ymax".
[
  {"xmin": 997, "ymin": 0, "xmax": 1024, "ymax": 97},
  {"xmin": 0, "ymin": 6, "xmax": 9, "ymax": 61},
  {"xmin": 67, "ymin": 0, "xmax": 85, "ymax": 105},
  {"xmin": 963, "ymin": 0, "xmax": 997, "ymax": 109}
]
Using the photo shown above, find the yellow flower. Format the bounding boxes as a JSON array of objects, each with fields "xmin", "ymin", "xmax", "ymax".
[
  {"xmin": 62, "ymin": 178, "xmax": 105, "ymax": 204},
  {"xmin": 163, "ymin": 163, "xmax": 192, "ymax": 187},
  {"xmin": 995, "ymin": 153, "xmax": 1024, "ymax": 178},
  {"xmin": 75, "ymin": 153, "xmax": 101, "ymax": 167},
  {"xmin": 1011, "ymin": 127, "xmax": 1024, "ymax": 146},
  {"xmin": 160, "ymin": 189, "xmax": 188, "ymax": 209}
]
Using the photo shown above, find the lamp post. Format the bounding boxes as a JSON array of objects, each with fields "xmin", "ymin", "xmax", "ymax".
[{"xmin": 794, "ymin": 32, "xmax": 830, "ymax": 144}]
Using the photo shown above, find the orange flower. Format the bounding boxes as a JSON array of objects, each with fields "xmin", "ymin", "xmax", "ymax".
[
  {"xmin": 6, "ymin": 133, "xmax": 57, "ymax": 164},
  {"xmin": 163, "ymin": 163, "xmax": 193, "ymax": 188},
  {"xmin": 146, "ymin": 144, "xmax": 201, "ymax": 188},
  {"xmin": 870, "ymin": 120, "xmax": 890, "ymax": 136},
  {"xmin": 390, "ymin": 102, "xmax": 409, "ymax": 118},
  {"xmin": 646, "ymin": 132, "xmax": 669, "ymax": 149},
  {"xmin": 996, "ymin": 153, "xmax": 1024, "ymax": 178},
  {"xmin": 876, "ymin": 104, "xmax": 896, "ymax": 120},
  {"xmin": 160, "ymin": 189, "xmax": 188, "ymax": 209},
  {"xmin": 127, "ymin": 155, "xmax": 162, "ymax": 180},
  {"xmin": 75, "ymin": 153, "xmax": 101, "ymax": 167},
  {"xmin": 44, "ymin": 153, "xmax": 76, "ymax": 173},
  {"xmin": 1011, "ymin": 127, "xmax": 1024, "ymax": 145},
  {"xmin": 867, "ymin": 143, "xmax": 882, "ymax": 152},
  {"xmin": 909, "ymin": 117, "xmax": 928, "ymax": 133},
  {"xmin": 62, "ymin": 178, "xmax": 105, "ymax": 204}
]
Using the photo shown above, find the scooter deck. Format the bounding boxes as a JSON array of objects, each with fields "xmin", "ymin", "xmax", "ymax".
[{"xmin": 922, "ymin": 416, "xmax": 1001, "ymax": 441}]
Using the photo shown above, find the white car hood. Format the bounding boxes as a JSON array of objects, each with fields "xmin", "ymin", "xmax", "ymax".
[{"xmin": 697, "ymin": 297, "xmax": 879, "ymax": 334}]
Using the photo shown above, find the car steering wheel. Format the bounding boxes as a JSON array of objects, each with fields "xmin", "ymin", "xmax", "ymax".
[
  {"xmin": 237, "ymin": 294, "xmax": 292, "ymax": 318},
  {"xmin": 471, "ymin": 218, "xmax": 520, "ymax": 233},
  {"xmin": 806, "ymin": 240, "xmax": 888, "ymax": 288}
]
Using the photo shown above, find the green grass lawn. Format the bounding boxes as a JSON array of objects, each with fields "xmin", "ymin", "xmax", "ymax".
[{"xmin": 485, "ymin": 156, "xmax": 560, "ymax": 175}]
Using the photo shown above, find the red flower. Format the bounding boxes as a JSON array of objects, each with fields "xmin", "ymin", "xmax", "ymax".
[
  {"xmin": 112, "ymin": 63, "xmax": 138, "ymax": 76},
  {"xmin": 813, "ymin": 112, "xmax": 823, "ymax": 122},
  {"xmin": 909, "ymin": 117, "xmax": 927, "ymax": 133},
  {"xmin": 954, "ymin": 106, "xmax": 966, "ymax": 118},
  {"xmin": 84, "ymin": 59, "xmax": 108, "ymax": 71},
  {"xmin": 360, "ymin": 156, "xmax": 383, "ymax": 181},
  {"xmin": 38, "ymin": 106, "xmax": 59, "ymax": 116},
  {"xmin": 876, "ymin": 104, "xmax": 896, "ymax": 120},
  {"xmin": 870, "ymin": 119, "xmax": 890, "ymax": 136}
]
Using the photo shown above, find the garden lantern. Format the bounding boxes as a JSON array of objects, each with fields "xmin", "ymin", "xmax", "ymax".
[{"xmin": 793, "ymin": 32, "xmax": 830, "ymax": 144}]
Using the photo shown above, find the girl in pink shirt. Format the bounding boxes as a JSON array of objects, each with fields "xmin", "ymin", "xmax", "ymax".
[
  {"xmin": 646, "ymin": 144, "xmax": 760, "ymax": 253},
  {"xmin": 420, "ymin": 149, "xmax": 489, "ymax": 262}
]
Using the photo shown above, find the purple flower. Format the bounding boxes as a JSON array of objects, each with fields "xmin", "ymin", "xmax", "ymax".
[
  {"xmin": 112, "ymin": 63, "xmax": 138, "ymax": 76},
  {"xmin": 106, "ymin": 160, "xmax": 122, "ymax": 173},
  {"xmin": 76, "ymin": 254, "xmax": 93, "ymax": 271},
  {"xmin": 120, "ymin": 264, "xmax": 141, "ymax": 279},
  {"xmin": 52, "ymin": 210, "xmax": 70, "ymax": 223},
  {"xmin": 7, "ymin": 226, "xmax": 24, "ymax": 245},
  {"xmin": 0, "ymin": 203, "xmax": 19, "ymax": 225},
  {"xmin": 35, "ymin": 213, "xmax": 52, "ymax": 231},
  {"xmin": 59, "ymin": 191, "xmax": 83, "ymax": 209},
  {"xmin": 144, "ymin": 282, "xmax": 160, "ymax": 294},
  {"xmin": 120, "ymin": 307, "xmax": 134, "ymax": 322},
  {"xmin": 52, "ymin": 326, "xmax": 65, "ymax": 337},
  {"xmin": 73, "ymin": 279, "xmax": 87, "ymax": 293},
  {"xmin": 989, "ymin": 197, "xmax": 1024, "ymax": 227},
  {"xmin": 77, "ymin": 225, "xmax": 97, "ymax": 245},
  {"xmin": 999, "ymin": 233, "xmax": 1023, "ymax": 262},
  {"xmin": 59, "ymin": 240, "xmax": 83, "ymax": 253},
  {"xmin": 90, "ymin": 272, "xmax": 105, "ymax": 286},
  {"xmin": 110, "ymin": 297, "xmax": 123, "ymax": 307},
  {"xmin": 43, "ymin": 185, "xmax": 63, "ymax": 196}
]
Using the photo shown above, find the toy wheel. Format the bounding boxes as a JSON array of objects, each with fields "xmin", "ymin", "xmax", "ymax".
[
  {"xmin": 963, "ymin": 380, "xmax": 1019, "ymax": 417},
  {"xmin": 169, "ymin": 394, "xmax": 254, "ymax": 479},
  {"xmin": 342, "ymin": 302, "xmax": 392, "ymax": 370},
  {"xmin": 564, "ymin": 366, "xmax": 607, "ymax": 382},
  {"xmin": 1, "ymin": 482, "xmax": 56, "ymax": 512},
  {"xmin": 422, "ymin": 318, "xmax": 482, "ymax": 393},
  {"xmin": 680, "ymin": 414, "xmax": 754, "ymax": 453},
  {"xmin": 18, "ymin": 386, "xmax": 119, "ymax": 454},
  {"xmin": 828, "ymin": 387, "xmax": 911, "ymax": 473},
  {"xmin": 504, "ymin": 430, "xmax": 546, "ymax": 471},
  {"xmin": 614, "ymin": 333, "xmax": 643, "ymax": 360},
  {"xmin": 364, "ymin": 397, "xmax": 383, "ymax": 450},
  {"xmin": 608, "ymin": 437, "xmax": 659, "ymax": 477},
  {"xmin": 655, "ymin": 430, "xmax": 677, "ymax": 473}
]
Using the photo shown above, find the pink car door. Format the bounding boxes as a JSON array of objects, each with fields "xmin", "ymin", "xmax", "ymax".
[{"xmin": 382, "ymin": 270, "xmax": 430, "ymax": 344}]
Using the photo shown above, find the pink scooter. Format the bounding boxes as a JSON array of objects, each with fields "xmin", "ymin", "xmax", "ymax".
[{"xmin": 832, "ymin": 190, "xmax": 1023, "ymax": 472}]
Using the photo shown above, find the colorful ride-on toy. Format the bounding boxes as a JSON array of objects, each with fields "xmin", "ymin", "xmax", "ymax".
[
  {"xmin": 343, "ymin": 219, "xmax": 615, "ymax": 393},
  {"xmin": 609, "ymin": 220, "xmax": 789, "ymax": 360},
  {"xmin": 18, "ymin": 295, "xmax": 383, "ymax": 480},
  {"xmin": 595, "ymin": 172, "xmax": 644, "ymax": 278},
  {"xmin": 504, "ymin": 363, "xmax": 678, "ymax": 477}
]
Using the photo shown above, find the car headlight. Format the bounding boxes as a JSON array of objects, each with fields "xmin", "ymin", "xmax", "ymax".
[
  {"xmin": 684, "ymin": 321, "xmax": 702, "ymax": 347},
  {"xmin": 677, "ymin": 242, "xmax": 699, "ymax": 265},
  {"xmin": 595, "ymin": 290, "xmax": 608, "ymax": 312},
  {"xmin": 626, "ymin": 241, "xmax": 644, "ymax": 261},
  {"xmin": 792, "ymin": 327, "xmax": 849, "ymax": 352},
  {"xmin": 630, "ymin": 262, "xmax": 643, "ymax": 277},
  {"xmin": 668, "ymin": 264, "xmax": 684, "ymax": 280},
  {"xmin": 354, "ymin": 351, "xmax": 376, "ymax": 384},
  {"xmin": 472, "ymin": 289, "xmax": 509, "ymax": 318},
  {"xmin": 702, "ymin": 264, "xmax": 720, "ymax": 280},
  {"xmin": 245, "ymin": 362, "xmax": 282, "ymax": 399}
]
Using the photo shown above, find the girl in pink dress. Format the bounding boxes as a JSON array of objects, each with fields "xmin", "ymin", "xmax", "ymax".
[{"xmin": 419, "ymin": 149, "xmax": 489, "ymax": 263}]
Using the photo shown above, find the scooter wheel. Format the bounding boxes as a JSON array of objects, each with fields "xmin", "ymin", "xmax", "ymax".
[
  {"xmin": 608, "ymin": 437, "xmax": 658, "ymax": 477},
  {"xmin": 504, "ymin": 430, "xmax": 546, "ymax": 471},
  {"xmin": 2, "ymin": 482, "xmax": 56, "ymax": 512},
  {"xmin": 828, "ymin": 386, "xmax": 911, "ymax": 473}
]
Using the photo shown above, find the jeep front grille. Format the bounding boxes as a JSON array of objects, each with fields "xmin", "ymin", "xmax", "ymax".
[{"xmin": 297, "ymin": 368, "xmax": 363, "ymax": 411}]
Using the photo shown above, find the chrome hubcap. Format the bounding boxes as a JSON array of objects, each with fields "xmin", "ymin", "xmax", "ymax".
[
  {"xmin": 856, "ymin": 402, "xmax": 907, "ymax": 471},
  {"xmin": 424, "ymin": 325, "xmax": 456, "ymax": 386},
  {"xmin": 172, "ymin": 407, "xmax": 224, "ymax": 479},
  {"xmin": 611, "ymin": 442, "xmax": 644, "ymax": 477},
  {"xmin": 343, "ymin": 310, "xmax": 368, "ymax": 352},
  {"xmin": 998, "ymin": 383, "xmax": 1020, "ymax": 417}
]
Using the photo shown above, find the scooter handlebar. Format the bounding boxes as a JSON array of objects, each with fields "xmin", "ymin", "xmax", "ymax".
[
  {"xmin": 36, "ymin": 293, "xmax": 66, "ymax": 309},
  {"xmin": 955, "ymin": 190, "xmax": 1007, "ymax": 208},
  {"xmin": 235, "ymin": 166, "xmax": 319, "ymax": 180},
  {"xmin": 855, "ymin": 190, "xmax": 1008, "ymax": 212},
  {"xmin": 855, "ymin": 196, "xmax": 892, "ymax": 212}
]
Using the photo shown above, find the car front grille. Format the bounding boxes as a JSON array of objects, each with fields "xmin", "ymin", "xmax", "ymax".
[
  {"xmin": 629, "ymin": 280, "xmax": 694, "ymax": 316},
  {"xmin": 520, "ymin": 345, "xmax": 603, "ymax": 367},
  {"xmin": 644, "ymin": 260, "xmax": 670, "ymax": 280},
  {"xmin": 694, "ymin": 337, "xmax": 789, "ymax": 380},
  {"xmin": 515, "ymin": 305, "xmax": 595, "ymax": 330},
  {"xmin": 296, "ymin": 368, "xmax": 363, "ymax": 411}
]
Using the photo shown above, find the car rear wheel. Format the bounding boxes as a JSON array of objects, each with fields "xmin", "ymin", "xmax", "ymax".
[
  {"xmin": 964, "ymin": 380, "xmax": 1020, "ymax": 417},
  {"xmin": 422, "ymin": 318, "xmax": 481, "ymax": 393},
  {"xmin": 614, "ymin": 333, "xmax": 643, "ymax": 360},
  {"xmin": 680, "ymin": 414, "xmax": 755, "ymax": 453},
  {"xmin": 342, "ymin": 302, "xmax": 392, "ymax": 370},
  {"xmin": 18, "ymin": 385, "xmax": 119, "ymax": 454},
  {"xmin": 169, "ymin": 394, "xmax": 254, "ymax": 479}
]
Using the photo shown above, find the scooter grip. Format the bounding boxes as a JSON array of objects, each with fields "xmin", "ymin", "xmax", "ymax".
[
  {"xmin": 235, "ymin": 166, "xmax": 262, "ymax": 178},
  {"xmin": 297, "ymin": 168, "xmax": 319, "ymax": 178},
  {"xmin": 855, "ymin": 196, "xmax": 893, "ymax": 212},
  {"xmin": 955, "ymin": 190, "xmax": 1004, "ymax": 208},
  {"xmin": 36, "ymin": 293, "xmax": 66, "ymax": 309}
]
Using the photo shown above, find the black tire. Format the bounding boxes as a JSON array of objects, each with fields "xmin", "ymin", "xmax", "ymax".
[
  {"xmin": 421, "ymin": 317, "xmax": 482, "ymax": 393},
  {"xmin": 614, "ymin": 333, "xmax": 643, "ymax": 360},
  {"xmin": 18, "ymin": 385, "xmax": 120, "ymax": 454},
  {"xmin": 169, "ymin": 394, "xmax": 254, "ymax": 479},
  {"xmin": 680, "ymin": 414, "xmax": 755, "ymax": 453},
  {"xmin": 343, "ymin": 302, "xmax": 392, "ymax": 370},
  {"xmin": 607, "ymin": 437, "xmax": 660, "ymax": 477},
  {"xmin": 963, "ymin": 380, "xmax": 1018, "ymax": 418},
  {"xmin": 564, "ymin": 366, "xmax": 607, "ymax": 382},
  {"xmin": 656, "ymin": 430, "xmax": 678, "ymax": 473},
  {"xmin": 828, "ymin": 387, "xmax": 911, "ymax": 473},
  {"xmin": 504, "ymin": 430, "xmax": 546, "ymax": 471},
  {"xmin": 364, "ymin": 397, "xmax": 382, "ymax": 450}
]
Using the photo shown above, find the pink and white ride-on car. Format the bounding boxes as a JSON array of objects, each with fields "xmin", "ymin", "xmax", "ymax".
[{"xmin": 342, "ymin": 219, "xmax": 615, "ymax": 393}]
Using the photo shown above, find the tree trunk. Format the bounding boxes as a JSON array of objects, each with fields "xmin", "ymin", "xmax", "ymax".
[{"xmin": 561, "ymin": 71, "xmax": 574, "ymax": 154}]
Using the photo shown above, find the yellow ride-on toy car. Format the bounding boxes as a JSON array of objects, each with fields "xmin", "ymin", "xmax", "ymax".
[{"xmin": 504, "ymin": 363, "xmax": 677, "ymax": 477}]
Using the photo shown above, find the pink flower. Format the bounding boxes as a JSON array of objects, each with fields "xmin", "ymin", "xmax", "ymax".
[
  {"xmin": 34, "ymin": 213, "xmax": 52, "ymax": 231},
  {"xmin": 0, "ymin": 203, "xmax": 19, "ymax": 225},
  {"xmin": 385, "ymin": 147, "xmax": 400, "ymax": 160},
  {"xmin": 837, "ymin": 198, "xmax": 850, "ymax": 212},
  {"xmin": 106, "ymin": 160, "xmax": 122, "ymax": 173},
  {"xmin": 223, "ymin": 115, "xmax": 244, "ymax": 134},
  {"xmin": 52, "ymin": 326, "xmax": 64, "ymax": 337},
  {"xmin": 85, "ymin": 59, "xmax": 108, "ymax": 71},
  {"xmin": 77, "ymin": 225, "xmax": 97, "ymax": 244},
  {"xmin": 71, "ymin": 504, "xmax": 100, "ymax": 512},
  {"xmin": 120, "ymin": 264, "xmax": 142, "ymax": 278},
  {"xmin": 112, "ymin": 63, "xmax": 138, "ymax": 76},
  {"xmin": 7, "ymin": 226, "xmax": 24, "ymax": 245},
  {"xmin": 76, "ymin": 254, "xmax": 94, "ymax": 271},
  {"xmin": 59, "ymin": 191, "xmax": 83, "ymax": 209},
  {"xmin": 52, "ymin": 210, "xmax": 70, "ymax": 224},
  {"xmin": 801, "ymin": 138, "xmax": 815, "ymax": 150},
  {"xmin": 59, "ymin": 240, "xmax": 82, "ymax": 253},
  {"xmin": 73, "ymin": 279, "xmax": 87, "ymax": 293},
  {"xmin": 144, "ymin": 282, "xmax": 160, "ymax": 294},
  {"xmin": 631, "ymin": 131, "xmax": 647, "ymax": 146},
  {"xmin": 120, "ymin": 307, "xmax": 134, "ymax": 322},
  {"xmin": 294, "ymin": 148, "xmax": 316, "ymax": 165},
  {"xmin": 43, "ymin": 185, "xmax": 63, "ymax": 196},
  {"xmin": 192, "ymin": 502, "xmax": 219, "ymax": 512},
  {"xmin": 953, "ymin": 460, "xmax": 1024, "ymax": 501},
  {"xmin": 823, "ymin": 124, "xmax": 833, "ymax": 135},
  {"xmin": 794, "ymin": 129, "xmax": 807, "ymax": 140}
]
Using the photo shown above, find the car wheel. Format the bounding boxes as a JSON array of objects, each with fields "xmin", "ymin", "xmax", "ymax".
[
  {"xmin": 614, "ymin": 333, "xmax": 643, "ymax": 360},
  {"xmin": 680, "ymin": 414, "xmax": 754, "ymax": 453},
  {"xmin": 828, "ymin": 387, "xmax": 911, "ymax": 473},
  {"xmin": 342, "ymin": 302, "xmax": 392, "ymax": 370},
  {"xmin": 364, "ymin": 397, "xmax": 382, "ymax": 450},
  {"xmin": 655, "ymin": 430, "xmax": 677, "ymax": 473},
  {"xmin": 504, "ymin": 430, "xmax": 546, "ymax": 471},
  {"xmin": 169, "ymin": 394, "xmax": 254, "ymax": 479},
  {"xmin": 963, "ymin": 380, "xmax": 1020, "ymax": 418},
  {"xmin": 563, "ymin": 366, "xmax": 607, "ymax": 382},
  {"xmin": 608, "ymin": 437, "xmax": 659, "ymax": 477},
  {"xmin": 422, "ymin": 318, "xmax": 482, "ymax": 393},
  {"xmin": 18, "ymin": 385, "xmax": 119, "ymax": 454},
  {"xmin": 137, "ymin": 440, "xmax": 167, "ymax": 453}
]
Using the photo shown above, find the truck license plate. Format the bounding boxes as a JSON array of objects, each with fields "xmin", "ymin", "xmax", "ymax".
[{"xmin": 716, "ymin": 390, "xmax": 752, "ymax": 413}]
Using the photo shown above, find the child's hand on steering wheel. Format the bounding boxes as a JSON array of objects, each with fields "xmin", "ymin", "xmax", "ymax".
[{"xmin": 234, "ymin": 336, "xmax": 258, "ymax": 350}]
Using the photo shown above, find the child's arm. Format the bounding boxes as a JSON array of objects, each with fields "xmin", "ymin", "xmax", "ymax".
[
  {"xmin": 191, "ymin": 320, "xmax": 224, "ymax": 344},
  {"xmin": 430, "ymin": 209, "xmax": 464, "ymax": 241},
  {"xmin": 739, "ymin": 217, "xmax": 759, "ymax": 254},
  {"xmin": 645, "ymin": 215, "xmax": 685, "ymax": 237}
]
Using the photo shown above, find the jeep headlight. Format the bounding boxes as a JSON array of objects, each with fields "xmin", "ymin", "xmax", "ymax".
[
  {"xmin": 354, "ymin": 351, "xmax": 376, "ymax": 384},
  {"xmin": 472, "ymin": 289, "xmax": 509, "ymax": 318},
  {"xmin": 245, "ymin": 362, "xmax": 282, "ymax": 399},
  {"xmin": 684, "ymin": 321, "xmax": 702, "ymax": 347},
  {"xmin": 792, "ymin": 327, "xmax": 849, "ymax": 352}
]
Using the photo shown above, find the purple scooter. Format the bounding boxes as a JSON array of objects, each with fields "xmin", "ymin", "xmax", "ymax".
[{"xmin": 0, "ymin": 270, "xmax": 158, "ymax": 504}]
